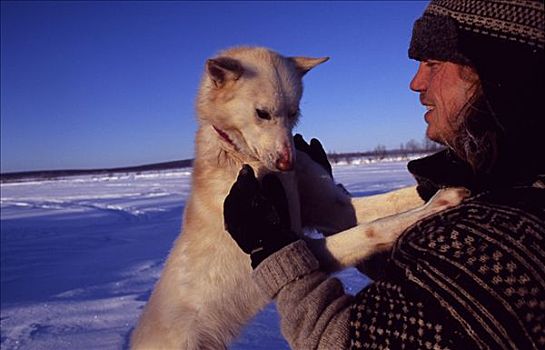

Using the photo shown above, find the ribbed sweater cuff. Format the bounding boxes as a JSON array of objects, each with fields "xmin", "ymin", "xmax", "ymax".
[{"xmin": 252, "ymin": 240, "xmax": 320, "ymax": 299}]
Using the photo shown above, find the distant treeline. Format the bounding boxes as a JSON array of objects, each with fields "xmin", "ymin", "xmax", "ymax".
[
  {"xmin": 329, "ymin": 138, "xmax": 444, "ymax": 164},
  {"xmin": 0, "ymin": 159, "xmax": 193, "ymax": 183},
  {"xmin": 1, "ymin": 139, "xmax": 443, "ymax": 183}
]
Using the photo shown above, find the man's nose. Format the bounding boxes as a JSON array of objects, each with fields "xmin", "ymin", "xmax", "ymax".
[{"xmin": 409, "ymin": 62, "xmax": 428, "ymax": 92}]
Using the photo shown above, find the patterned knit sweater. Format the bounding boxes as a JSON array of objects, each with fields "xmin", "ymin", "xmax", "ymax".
[
  {"xmin": 252, "ymin": 163, "xmax": 545, "ymax": 349},
  {"xmin": 349, "ymin": 186, "xmax": 545, "ymax": 350}
]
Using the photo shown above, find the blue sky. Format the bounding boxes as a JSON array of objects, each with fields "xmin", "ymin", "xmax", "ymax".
[{"xmin": 1, "ymin": 1, "xmax": 429, "ymax": 173}]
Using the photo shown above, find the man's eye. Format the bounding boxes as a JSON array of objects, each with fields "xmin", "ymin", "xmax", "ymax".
[
  {"xmin": 425, "ymin": 60, "xmax": 442, "ymax": 68},
  {"xmin": 256, "ymin": 109, "xmax": 271, "ymax": 120}
]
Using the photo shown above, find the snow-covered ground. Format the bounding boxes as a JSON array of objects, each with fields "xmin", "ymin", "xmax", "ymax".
[{"xmin": 1, "ymin": 161, "xmax": 416, "ymax": 349}]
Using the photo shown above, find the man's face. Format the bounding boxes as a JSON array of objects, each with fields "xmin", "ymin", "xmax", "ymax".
[{"xmin": 410, "ymin": 61, "xmax": 478, "ymax": 145}]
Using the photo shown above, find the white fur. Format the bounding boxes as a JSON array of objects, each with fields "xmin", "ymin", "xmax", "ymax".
[
  {"xmin": 131, "ymin": 46, "xmax": 469, "ymax": 349},
  {"xmin": 131, "ymin": 47, "xmax": 330, "ymax": 349}
]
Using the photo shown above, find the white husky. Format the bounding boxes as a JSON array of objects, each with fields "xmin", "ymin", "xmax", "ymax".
[{"xmin": 131, "ymin": 46, "xmax": 468, "ymax": 349}]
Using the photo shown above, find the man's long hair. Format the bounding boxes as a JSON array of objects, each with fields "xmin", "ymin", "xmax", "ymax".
[
  {"xmin": 447, "ymin": 31, "xmax": 545, "ymax": 184},
  {"xmin": 447, "ymin": 78, "xmax": 499, "ymax": 175}
]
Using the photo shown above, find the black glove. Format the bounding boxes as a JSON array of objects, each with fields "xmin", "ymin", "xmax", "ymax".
[
  {"xmin": 294, "ymin": 134, "xmax": 333, "ymax": 178},
  {"xmin": 223, "ymin": 165, "xmax": 298, "ymax": 268},
  {"xmin": 294, "ymin": 134, "xmax": 350, "ymax": 196}
]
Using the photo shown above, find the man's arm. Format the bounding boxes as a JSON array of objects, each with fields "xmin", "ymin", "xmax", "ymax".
[{"xmin": 252, "ymin": 241, "xmax": 352, "ymax": 350}]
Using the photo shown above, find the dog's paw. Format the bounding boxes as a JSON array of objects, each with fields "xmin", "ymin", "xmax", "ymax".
[{"xmin": 425, "ymin": 187, "xmax": 471, "ymax": 213}]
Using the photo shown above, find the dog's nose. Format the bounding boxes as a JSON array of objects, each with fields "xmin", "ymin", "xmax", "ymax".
[
  {"xmin": 276, "ymin": 148, "xmax": 293, "ymax": 171},
  {"xmin": 276, "ymin": 158, "xmax": 293, "ymax": 171}
]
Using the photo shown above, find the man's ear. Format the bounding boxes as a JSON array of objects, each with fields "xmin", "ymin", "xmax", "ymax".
[
  {"xmin": 290, "ymin": 56, "xmax": 329, "ymax": 76},
  {"xmin": 206, "ymin": 57, "xmax": 244, "ymax": 88}
]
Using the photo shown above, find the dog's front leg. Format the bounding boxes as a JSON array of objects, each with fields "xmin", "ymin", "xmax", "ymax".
[
  {"xmin": 351, "ymin": 186, "xmax": 424, "ymax": 223},
  {"xmin": 306, "ymin": 187, "xmax": 470, "ymax": 272}
]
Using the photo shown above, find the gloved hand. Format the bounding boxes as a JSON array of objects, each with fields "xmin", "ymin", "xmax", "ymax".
[
  {"xmin": 294, "ymin": 134, "xmax": 332, "ymax": 178},
  {"xmin": 224, "ymin": 165, "xmax": 298, "ymax": 268},
  {"xmin": 294, "ymin": 134, "xmax": 350, "ymax": 197}
]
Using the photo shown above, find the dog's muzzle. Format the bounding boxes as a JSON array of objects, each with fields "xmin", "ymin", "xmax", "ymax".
[{"xmin": 276, "ymin": 147, "xmax": 293, "ymax": 171}]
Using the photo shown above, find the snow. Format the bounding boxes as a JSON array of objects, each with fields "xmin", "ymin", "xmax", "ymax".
[{"xmin": 1, "ymin": 161, "xmax": 417, "ymax": 349}]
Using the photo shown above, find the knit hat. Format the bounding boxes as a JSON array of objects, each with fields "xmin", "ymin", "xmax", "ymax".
[{"xmin": 408, "ymin": 0, "xmax": 544, "ymax": 64}]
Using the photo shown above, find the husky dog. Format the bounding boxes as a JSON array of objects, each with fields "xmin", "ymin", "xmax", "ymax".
[{"xmin": 131, "ymin": 47, "xmax": 468, "ymax": 349}]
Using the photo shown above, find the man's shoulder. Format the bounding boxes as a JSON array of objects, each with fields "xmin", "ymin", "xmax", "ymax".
[
  {"xmin": 392, "ymin": 185, "xmax": 545, "ymax": 296},
  {"xmin": 472, "ymin": 185, "xmax": 545, "ymax": 213},
  {"xmin": 387, "ymin": 186, "xmax": 545, "ymax": 349},
  {"xmin": 419, "ymin": 185, "xmax": 544, "ymax": 233},
  {"xmin": 397, "ymin": 186, "xmax": 544, "ymax": 255}
]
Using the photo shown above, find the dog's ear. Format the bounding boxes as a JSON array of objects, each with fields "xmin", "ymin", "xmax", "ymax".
[
  {"xmin": 290, "ymin": 56, "xmax": 329, "ymax": 76},
  {"xmin": 206, "ymin": 57, "xmax": 243, "ymax": 88}
]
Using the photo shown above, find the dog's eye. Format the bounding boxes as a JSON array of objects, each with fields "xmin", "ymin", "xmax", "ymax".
[{"xmin": 256, "ymin": 109, "xmax": 271, "ymax": 120}]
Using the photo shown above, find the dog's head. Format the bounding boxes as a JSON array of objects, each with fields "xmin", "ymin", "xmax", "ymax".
[{"xmin": 196, "ymin": 47, "xmax": 328, "ymax": 172}]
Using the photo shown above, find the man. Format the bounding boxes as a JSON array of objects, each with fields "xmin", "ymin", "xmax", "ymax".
[{"xmin": 224, "ymin": 1, "xmax": 544, "ymax": 349}]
